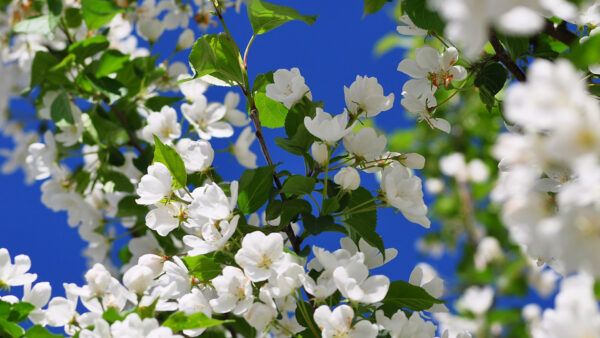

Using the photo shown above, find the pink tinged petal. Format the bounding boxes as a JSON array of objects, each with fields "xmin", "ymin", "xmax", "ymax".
[{"xmin": 397, "ymin": 59, "xmax": 427, "ymax": 79}]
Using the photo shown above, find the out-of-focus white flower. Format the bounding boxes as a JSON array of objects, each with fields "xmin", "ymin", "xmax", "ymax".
[
  {"xmin": 233, "ymin": 126, "xmax": 257, "ymax": 169},
  {"xmin": 456, "ymin": 286, "xmax": 494, "ymax": 316},
  {"xmin": 409, "ymin": 263, "xmax": 448, "ymax": 312},
  {"xmin": 223, "ymin": 92, "xmax": 249, "ymax": 126},
  {"xmin": 397, "ymin": 14, "xmax": 427, "ymax": 36},
  {"xmin": 177, "ymin": 28, "xmax": 195, "ymax": 50},
  {"xmin": 314, "ymin": 305, "xmax": 378, "ymax": 338},
  {"xmin": 376, "ymin": 310, "xmax": 438, "ymax": 337},
  {"xmin": 334, "ymin": 167, "xmax": 361, "ymax": 191},
  {"xmin": 181, "ymin": 96, "xmax": 233, "ymax": 140}
]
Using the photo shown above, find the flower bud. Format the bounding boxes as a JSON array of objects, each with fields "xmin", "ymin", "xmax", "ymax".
[
  {"xmin": 138, "ymin": 19, "xmax": 164, "ymax": 43},
  {"xmin": 123, "ymin": 265, "xmax": 155, "ymax": 294},
  {"xmin": 311, "ymin": 142, "xmax": 329, "ymax": 165},
  {"xmin": 138, "ymin": 254, "xmax": 165, "ymax": 277},
  {"xmin": 334, "ymin": 167, "xmax": 360, "ymax": 191},
  {"xmin": 177, "ymin": 29, "xmax": 195, "ymax": 50},
  {"xmin": 84, "ymin": 263, "xmax": 112, "ymax": 296}
]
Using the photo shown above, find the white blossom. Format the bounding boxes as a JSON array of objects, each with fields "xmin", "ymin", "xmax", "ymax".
[
  {"xmin": 304, "ymin": 108, "xmax": 355, "ymax": 144},
  {"xmin": 266, "ymin": 67, "xmax": 311, "ymax": 109},
  {"xmin": 344, "ymin": 75, "xmax": 394, "ymax": 117}
]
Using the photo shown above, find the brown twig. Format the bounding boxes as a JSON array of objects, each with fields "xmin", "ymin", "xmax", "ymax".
[
  {"xmin": 489, "ymin": 30, "xmax": 527, "ymax": 82},
  {"xmin": 111, "ymin": 105, "xmax": 146, "ymax": 154},
  {"xmin": 543, "ymin": 19, "xmax": 578, "ymax": 46}
]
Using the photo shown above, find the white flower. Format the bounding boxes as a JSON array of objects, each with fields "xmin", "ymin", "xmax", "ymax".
[
  {"xmin": 531, "ymin": 273, "xmax": 600, "ymax": 337},
  {"xmin": 22, "ymin": 282, "xmax": 52, "ymax": 325},
  {"xmin": 409, "ymin": 263, "xmax": 448, "ymax": 312},
  {"xmin": 234, "ymin": 231, "xmax": 286, "ymax": 282},
  {"xmin": 343, "ymin": 127, "xmax": 387, "ymax": 161},
  {"xmin": 266, "ymin": 67, "xmax": 311, "ymax": 109},
  {"xmin": 233, "ymin": 126, "xmax": 258, "ymax": 169},
  {"xmin": 111, "ymin": 313, "xmax": 182, "ymax": 337},
  {"xmin": 0, "ymin": 249, "xmax": 37, "ymax": 288},
  {"xmin": 46, "ymin": 283, "xmax": 79, "ymax": 327},
  {"xmin": 396, "ymin": 14, "xmax": 427, "ymax": 36},
  {"xmin": 339, "ymin": 237, "xmax": 397, "ymax": 269},
  {"xmin": 188, "ymin": 181, "xmax": 237, "ymax": 223},
  {"xmin": 474, "ymin": 237, "xmax": 503, "ymax": 270},
  {"xmin": 183, "ymin": 215, "xmax": 240, "ymax": 255},
  {"xmin": 344, "ymin": 75, "xmax": 394, "ymax": 117},
  {"xmin": 401, "ymin": 91, "xmax": 450, "ymax": 133},
  {"xmin": 141, "ymin": 106, "xmax": 181, "ymax": 145},
  {"xmin": 177, "ymin": 28, "xmax": 195, "ymax": 50},
  {"xmin": 334, "ymin": 167, "xmax": 361, "ymax": 191},
  {"xmin": 123, "ymin": 265, "xmax": 156, "ymax": 295},
  {"xmin": 376, "ymin": 310, "xmax": 437, "ymax": 338},
  {"xmin": 210, "ymin": 266, "xmax": 253, "ymax": 315},
  {"xmin": 55, "ymin": 105, "xmax": 84, "ymax": 146},
  {"xmin": 313, "ymin": 305, "xmax": 378, "ymax": 338},
  {"xmin": 333, "ymin": 258, "xmax": 390, "ymax": 303},
  {"xmin": 440, "ymin": 153, "xmax": 489, "ymax": 183},
  {"xmin": 311, "ymin": 141, "xmax": 329, "ymax": 165},
  {"xmin": 136, "ymin": 162, "xmax": 173, "ymax": 205},
  {"xmin": 398, "ymin": 46, "xmax": 467, "ymax": 101},
  {"xmin": 181, "ymin": 96, "xmax": 233, "ymax": 140},
  {"xmin": 146, "ymin": 203, "xmax": 181, "ymax": 236},
  {"xmin": 26, "ymin": 130, "xmax": 57, "ymax": 181},
  {"xmin": 138, "ymin": 18, "xmax": 165, "ymax": 42},
  {"xmin": 175, "ymin": 138, "xmax": 214, "ymax": 173},
  {"xmin": 223, "ymin": 92, "xmax": 249, "ymax": 126},
  {"xmin": 178, "ymin": 288, "xmax": 212, "ymax": 337},
  {"xmin": 178, "ymin": 76, "xmax": 209, "ymax": 102},
  {"xmin": 381, "ymin": 165, "xmax": 430, "ymax": 228},
  {"xmin": 304, "ymin": 108, "xmax": 355, "ymax": 144},
  {"xmin": 457, "ymin": 286, "xmax": 494, "ymax": 316}
]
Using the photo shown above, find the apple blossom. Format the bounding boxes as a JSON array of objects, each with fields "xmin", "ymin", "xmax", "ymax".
[
  {"xmin": 136, "ymin": 162, "xmax": 173, "ymax": 205},
  {"xmin": 313, "ymin": 305, "xmax": 378, "ymax": 338},
  {"xmin": 344, "ymin": 75, "xmax": 394, "ymax": 117},
  {"xmin": 266, "ymin": 67, "xmax": 311, "ymax": 109},
  {"xmin": 334, "ymin": 166, "xmax": 361, "ymax": 191},
  {"xmin": 304, "ymin": 108, "xmax": 355, "ymax": 144}
]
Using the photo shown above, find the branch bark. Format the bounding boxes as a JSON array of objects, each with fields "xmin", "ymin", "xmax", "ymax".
[
  {"xmin": 489, "ymin": 30, "xmax": 527, "ymax": 83},
  {"xmin": 543, "ymin": 19, "xmax": 578, "ymax": 46}
]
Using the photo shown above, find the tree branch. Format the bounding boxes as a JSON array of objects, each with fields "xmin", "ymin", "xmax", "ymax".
[
  {"xmin": 248, "ymin": 102, "xmax": 303, "ymax": 254},
  {"xmin": 543, "ymin": 19, "xmax": 578, "ymax": 46},
  {"xmin": 489, "ymin": 30, "xmax": 527, "ymax": 82},
  {"xmin": 111, "ymin": 105, "xmax": 146, "ymax": 155}
]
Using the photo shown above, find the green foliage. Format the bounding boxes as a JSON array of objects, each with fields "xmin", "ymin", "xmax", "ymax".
[
  {"xmin": 81, "ymin": 0, "xmax": 124, "ymax": 30},
  {"xmin": 182, "ymin": 255, "xmax": 222, "ymax": 281},
  {"xmin": 341, "ymin": 187, "xmax": 385, "ymax": 255},
  {"xmin": 116, "ymin": 196, "xmax": 148, "ymax": 218},
  {"xmin": 13, "ymin": 15, "xmax": 59, "ymax": 36},
  {"xmin": 237, "ymin": 165, "xmax": 275, "ymax": 214},
  {"xmin": 402, "ymin": 0, "xmax": 445, "ymax": 33},
  {"xmin": 153, "ymin": 135, "xmax": 187, "ymax": 189},
  {"xmin": 65, "ymin": 7, "xmax": 83, "ymax": 28},
  {"xmin": 568, "ymin": 34, "xmax": 600, "ymax": 70},
  {"xmin": 281, "ymin": 175, "xmax": 316, "ymax": 196},
  {"xmin": 254, "ymin": 93, "xmax": 288, "ymax": 128},
  {"xmin": 31, "ymin": 52, "xmax": 71, "ymax": 87},
  {"xmin": 364, "ymin": 0, "xmax": 389, "ymax": 15},
  {"xmin": 0, "ymin": 300, "xmax": 38, "ymax": 337},
  {"xmin": 102, "ymin": 307, "xmax": 126, "ymax": 324},
  {"xmin": 381, "ymin": 280, "xmax": 446, "ymax": 312},
  {"xmin": 189, "ymin": 34, "xmax": 245, "ymax": 87},
  {"xmin": 68, "ymin": 36, "xmax": 110, "ymax": 63},
  {"xmin": 25, "ymin": 325, "xmax": 63, "ymax": 337},
  {"xmin": 246, "ymin": 0, "xmax": 317, "ymax": 35},
  {"xmin": 162, "ymin": 312, "xmax": 232, "ymax": 332},
  {"xmin": 50, "ymin": 91, "xmax": 74, "ymax": 125}
]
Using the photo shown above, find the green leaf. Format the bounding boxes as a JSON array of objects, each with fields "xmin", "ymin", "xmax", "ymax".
[
  {"xmin": 182, "ymin": 255, "xmax": 221, "ymax": 281},
  {"xmin": 364, "ymin": 0, "xmax": 388, "ymax": 15},
  {"xmin": 163, "ymin": 312, "xmax": 232, "ymax": 332},
  {"xmin": 568, "ymin": 34, "xmax": 600, "ymax": 70},
  {"xmin": 153, "ymin": 135, "xmax": 187, "ymax": 189},
  {"xmin": 13, "ymin": 15, "xmax": 59, "ymax": 36},
  {"xmin": 254, "ymin": 92, "xmax": 288, "ymax": 128},
  {"xmin": 87, "ymin": 112, "xmax": 129, "ymax": 145},
  {"xmin": 322, "ymin": 197, "xmax": 340, "ymax": 215},
  {"xmin": 95, "ymin": 50, "xmax": 130, "ymax": 77},
  {"xmin": 116, "ymin": 196, "xmax": 148, "ymax": 218},
  {"xmin": 68, "ymin": 35, "xmax": 110, "ymax": 63},
  {"xmin": 246, "ymin": 0, "xmax": 318, "ymax": 35},
  {"xmin": 342, "ymin": 187, "xmax": 385, "ymax": 256},
  {"xmin": 281, "ymin": 175, "xmax": 315, "ymax": 196},
  {"xmin": 31, "ymin": 52, "xmax": 70, "ymax": 87},
  {"xmin": 382, "ymin": 280, "xmax": 445, "ymax": 312},
  {"xmin": 280, "ymin": 199, "xmax": 312, "ymax": 228},
  {"xmin": 8, "ymin": 302, "xmax": 35, "ymax": 322},
  {"xmin": 402, "ymin": 0, "xmax": 445, "ymax": 33},
  {"xmin": 374, "ymin": 32, "xmax": 411, "ymax": 56},
  {"xmin": 25, "ymin": 325, "xmax": 63, "ymax": 338},
  {"xmin": 388, "ymin": 129, "xmax": 414, "ymax": 152},
  {"xmin": 145, "ymin": 96, "xmax": 182, "ymax": 112},
  {"xmin": 81, "ymin": 0, "xmax": 124, "ymax": 30},
  {"xmin": 0, "ymin": 317, "xmax": 23, "ymax": 338},
  {"xmin": 474, "ymin": 63, "xmax": 507, "ymax": 96},
  {"xmin": 102, "ymin": 307, "xmax": 125, "ymax": 324},
  {"xmin": 189, "ymin": 34, "xmax": 245, "ymax": 87},
  {"xmin": 47, "ymin": 0, "xmax": 62, "ymax": 17},
  {"xmin": 51, "ymin": 91, "xmax": 74, "ymax": 125},
  {"xmin": 65, "ymin": 7, "xmax": 83, "ymax": 28},
  {"xmin": 237, "ymin": 165, "xmax": 275, "ymax": 214},
  {"xmin": 496, "ymin": 33, "xmax": 530, "ymax": 59},
  {"xmin": 100, "ymin": 170, "xmax": 135, "ymax": 193}
]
